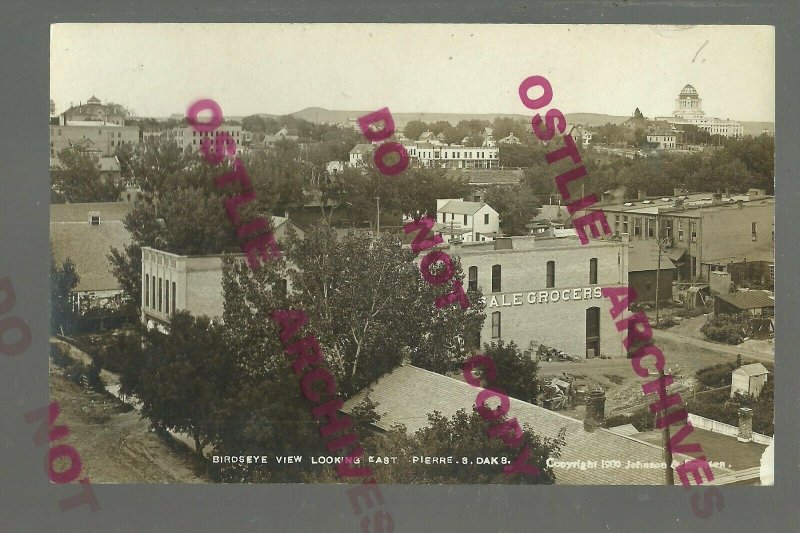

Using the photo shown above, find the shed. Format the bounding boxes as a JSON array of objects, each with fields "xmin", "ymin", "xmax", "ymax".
[
  {"xmin": 715, "ymin": 290, "xmax": 774, "ymax": 317},
  {"xmin": 730, "ymin": 363, "xmax": 769, "ymax": 398}
]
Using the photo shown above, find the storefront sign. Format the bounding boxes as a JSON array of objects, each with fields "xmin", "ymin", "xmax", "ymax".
[{"xmin": 487, "ymin": 286, "xmax": 603, "ymax": 308}]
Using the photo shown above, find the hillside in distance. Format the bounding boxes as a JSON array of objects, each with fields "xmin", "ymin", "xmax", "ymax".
[{"xmin": 263, "ymin": 107, "xmax": 773, "ymax": 136}]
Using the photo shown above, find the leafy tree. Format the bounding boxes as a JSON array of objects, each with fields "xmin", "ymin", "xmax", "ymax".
[
  {"xmin": 221, "ymin": 223, "xmax": 485, "ymax": 397},
  {"xmin": 50, "ymin": 252, "xmax": 80, "ymax": 334},
  {"xmin": 356, "ymin": 409, "xmax": 565, "ymax": 484},
  {"xmin": 484, "ymin": 185, "xmax": 541, "ymax": 236},
  {"xmin": 124, "ymin": 312, "xmax": 233, "ymax": 455},
  {"xmin": 51, "ymin": 148, "xmax": 125, "ymax": 203},
  {"xmin": 403, "ymin": 120, "xmax": 428, "ymax": 142},
  {"xmin": 479, "ymin": 340, "xmax": 540, "ymax": 404}
]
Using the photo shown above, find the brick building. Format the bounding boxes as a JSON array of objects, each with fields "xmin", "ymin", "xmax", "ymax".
[
  {"xmin": 599, "ymin": 190, "xmax": 774, "ymax": 282},
  {"xmin": 444, "ymin": 234, "xmax": 629, "ymax": 359},
  {"xmin": 140, "ymin": 217, "xmax": 304, "ymax": 327}
]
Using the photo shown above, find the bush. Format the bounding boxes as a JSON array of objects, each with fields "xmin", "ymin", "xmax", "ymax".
[
  {"xmin": 671, "ymin": 307, "xmax": 708, "ymax": 319},
  {"xmin": 653, "ymin": 315, "xmax": 678, "ymax": 329},
  {"xmin": 701, "ymin": 313, "xmax": 748, "ymax": 344},
  {"xmin": 695, "ymin": 362, "xmax": 736, "ymax": 389},
  {"xmin": 604, "ymin": 406, "xmax": 655, "ymax": 432}
]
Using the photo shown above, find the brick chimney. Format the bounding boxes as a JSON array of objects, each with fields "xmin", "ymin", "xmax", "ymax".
[
  {"xmin": 737, "ymin": 407, "xmax": 753, "ymax": 442},
  {"xmin": 584, "ymin": 389, "xmax": 606, "ymax": 432},
  {"xmin": 494, "ymin": 237, "xmax": 513, "ymax": 251}
]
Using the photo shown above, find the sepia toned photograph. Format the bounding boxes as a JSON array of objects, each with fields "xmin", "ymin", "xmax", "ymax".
[{"xmin": 48, "ymin": 23, "xmax": 774, "ymax": 492}]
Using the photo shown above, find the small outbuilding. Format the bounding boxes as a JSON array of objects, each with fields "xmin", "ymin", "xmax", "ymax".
[
  {"xmin": 715, "ymin": 290, "xmax": 774, "ymax": 317},
  {"xmin": 731, "ymin": 363, "xmax": 769, "ymax": 398}
]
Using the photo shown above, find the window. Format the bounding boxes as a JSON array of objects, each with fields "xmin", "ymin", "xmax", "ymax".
[
  {"xmin": 165, "ymin": 280, "xmax": 169, "ymax": 315},
  {"xmin": 589, "ymin": 258, "xmax": 598, "ymax": 284},
  {"xmin": 678, "ymin": 220, "xmax": 684, "ymax": 241},
  {"xmin": 633, "ymin": 217, "xmax": 641, "ymax": 236},
  {"xmin": 665, "ymin": 219, "xmax": 673, "ymax": 239},
  {"xmin": 468, "ymin": 266, "xmax": 478, "ymax": 291},
  {"xmin": 90, "ymin": 216, "xmax": 100, "ymax": 225},
  {"xmin": 647, "ymin": 218, "xmax": 655, "ymax": 238},
  {"xmin": 491, "ymin": 264, "xmax": 501, "ymax": 293},
  {"xmin": 151, "ymin": 276, "xmax": 156, "ymax": 308},
  {"xmin": 546, "ymin": 261, "xmax": 555, "ymax": 288},
  {"xmin": 145, "ymin": 275, "xmax": 149, "ymax": 307},
  {"xmin": 158, "ymin": 278, "xmax": 162, "ymax": 312},
  {"xmin": 441, "ymin": 213, "xmax": 445, "ymax": 223},
  {"xmin": 464, "ymin": 214, "xmax": 468, "ymax": 225},
  {"xmin": 484, "ymin": 213, "xmax": 489, "ymax": 224},
  {"xmin": 622, "ymin": 215, "xmax": 629, "ymax": 233},
  {"xmin": 752, "ymin": 222, "xmax": 757, "ymax": 241},
  {"xmin": 690, "ymin": 221, "xmax": 697, "ymax": 243},
  {"xmin": 691, "ymin": 256, "xmax": 697, "ymax": 277},
  {"xmin": 491, "ymin": 312, "xmax": 501, "ymax": 339},
  {"xmin": 172, "ymin": 282, "xmax": 176, "ymax": 314}
]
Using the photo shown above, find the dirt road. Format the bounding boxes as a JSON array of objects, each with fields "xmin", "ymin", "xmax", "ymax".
[{"xmin": 49, "ymin": 365, "xmax": 208, "ymax": 484}]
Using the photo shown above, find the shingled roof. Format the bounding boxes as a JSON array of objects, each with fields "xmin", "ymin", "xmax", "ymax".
[
  {"xmin": 716, "ymin": 290, "xmax": 774, "ymax": 310},
  {"xmin": 50, "ymin": 203, "xmax": 133, "ymax": 292},
  {"xmin": 342, "ymin": 365, "xmax": 734, "ymax": 485}
]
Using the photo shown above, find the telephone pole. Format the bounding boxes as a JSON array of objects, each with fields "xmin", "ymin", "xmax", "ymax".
[{"xmin": 375, "ymin": 196, "xmax": 380, "ymax": 239}]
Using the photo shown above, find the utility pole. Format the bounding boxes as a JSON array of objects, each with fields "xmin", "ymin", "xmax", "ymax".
[
  {"xmin": 659, "ymin": 369, "xmax": 676, "ymax": 486},
  {"xmin": 375, "ymin": 196, "xmax": 380, "ymax": 239}
]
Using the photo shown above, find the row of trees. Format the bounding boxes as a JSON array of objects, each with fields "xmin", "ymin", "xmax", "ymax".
[{"xmin": 522, "ymin": 134, "xmax": 775, "ymax": 201}]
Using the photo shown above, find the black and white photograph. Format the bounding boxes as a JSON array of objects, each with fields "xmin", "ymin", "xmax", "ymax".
[{"xmin": 48, "ymin": 23, "xmax": 775, "ymax": 490}]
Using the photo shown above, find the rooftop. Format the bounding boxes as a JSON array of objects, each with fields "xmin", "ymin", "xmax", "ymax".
[
  {"xmin": 628, "ymin": 241, "xmax": 677, "ymax": 272},
  {"xmin": 438, "ymin": 200, "xmax": 486, "ymax": 215},
  {"xmin": 635, "ymin": 426, "xmax": 766, "ymax": 472},
  {"xmin": 716, "ymin": 290, "xmax": 775, "ymax": 310},
  {"xmin": 342, "ymin": 365, "xmax": 733, "ymax": 485},
  {"xmin": 50, "ymin": 219, "xmax": 132, "ymax": 292},
  {"xmin": 734, "ymin": 363, "xmax": 770, "ymax": 377},
  {"xmin": 601, "ymin": 192, "xmax": 774, "ymax": 216},
  {"xmin": 50, "ymin": 202, "xmax": 133, "ymax": 223}
]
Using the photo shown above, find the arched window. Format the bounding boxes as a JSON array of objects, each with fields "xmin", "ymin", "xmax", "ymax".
[
  {"xmin": 546, "ymin": 261, "xmax": 555, "ymax": 288},
  {"xmin": 468, "ymin": 266, "xmax": 478, "ymax": 291},
  {"xmin": 491, "ymin": 264, "xmax": 501, "ymax": 293},
  {"xmin": 491, "ymin": 312, "xmax": 501, "ymax": 339},
  {"xmin": 589, "ymin": 258, "xmax": 598, "ymax": 284}
]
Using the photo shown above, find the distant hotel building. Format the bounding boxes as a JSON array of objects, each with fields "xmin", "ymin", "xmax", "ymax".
[
  {"xmin": 172, "ymin": 124, "xmax": 245, "ymax": 155},
  {"xmin": 656, "ymin": 84, "xmax": 743, "ymax": 138}
]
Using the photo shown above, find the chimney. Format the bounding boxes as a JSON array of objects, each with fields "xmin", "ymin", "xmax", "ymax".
[
  {"xmin": 637, "ymin": 190, "xmax": 647, "ymax": 200},
  {"xmin": 583, "ymin": 388, "xmax": 606, "ymax": 432},
  {"xmin": 737, "ymin": 407, "xmax": 753, "ymax": 442},
  {"xmin": 737, "ymin": 200, "xmax": 744, "ymax": 209},
  {"xmin": 712, "ymin": 192, "xmax": 723, "ymax": 205},
  {"xmin": 674, "ymin": 198, "xmax": 684, "ymax": 209},
  {"xmin": 494, "ymin": 237, "xmax": 513, "ymax": 250}
]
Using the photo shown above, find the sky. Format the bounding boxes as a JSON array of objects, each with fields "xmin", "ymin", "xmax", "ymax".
[{"xmin": 51, "ymin": 24, "xmax": 775, "ymax": 122}]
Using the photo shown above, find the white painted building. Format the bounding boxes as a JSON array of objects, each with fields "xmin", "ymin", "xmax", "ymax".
[
  {"xmin": 434, "ymin": 199, "xmax": 500, "ymax": 244},
  {"xmin": 416, "ymin": 145, "xmax": 499, "ymax": 169},
  {"xmin": 647, "ymin": 130, "xmax": 677, "ymax": 149},
  {"xmin": 656, "ymin": 84, "xmax": 743, "ymax": 138},
  {"xmin": 172, "ymin": 124, "xmax": 245, "ymax": 155}
]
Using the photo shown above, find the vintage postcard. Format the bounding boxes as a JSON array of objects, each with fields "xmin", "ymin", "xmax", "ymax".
[{"xmin": 48, "ymin": 23, "xmax": 774, "ymax": 506}]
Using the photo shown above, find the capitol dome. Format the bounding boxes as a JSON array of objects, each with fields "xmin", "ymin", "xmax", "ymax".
[{"xmin": 679, "ymin": 84, "xmax": 699, "ymax": 99}]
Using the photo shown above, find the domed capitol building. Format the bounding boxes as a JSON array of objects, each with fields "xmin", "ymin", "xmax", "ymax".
[{"xmin": 657, "ymin": 84, "xmax": 743, "ymax": 137}]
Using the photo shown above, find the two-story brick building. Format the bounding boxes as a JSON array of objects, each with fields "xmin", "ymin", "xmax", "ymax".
[
  {"xmin": 140, "ymin": 217, "xmax": 304, "ymax": 328},
  {"xmin": 445, "ymin": 234, "xmax": 629, "ymax": 359},
  {"xmin": 600, "ymin": 189, "xmax": 774, "ymax": 283}
]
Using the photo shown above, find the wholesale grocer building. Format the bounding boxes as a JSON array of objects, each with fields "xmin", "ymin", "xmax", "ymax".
[{"xmin": 444, "ymin": 233, "xmax": 630, "ymax": 359}]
